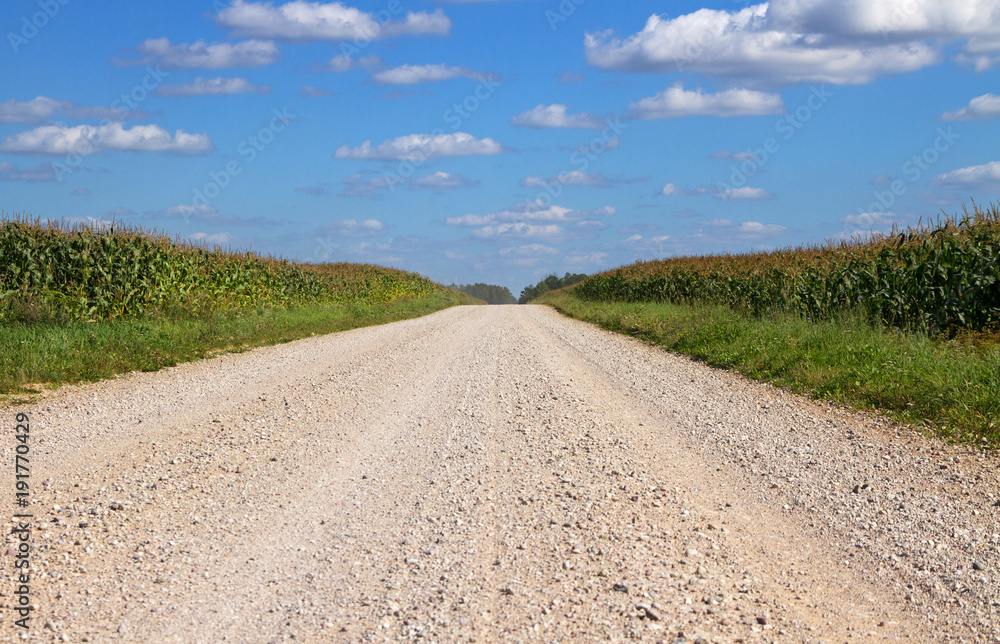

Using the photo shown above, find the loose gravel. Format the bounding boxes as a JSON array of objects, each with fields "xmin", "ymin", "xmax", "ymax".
[{"xmin": 1, "ymin": 305, "xmax": 998, "ymax": 643}]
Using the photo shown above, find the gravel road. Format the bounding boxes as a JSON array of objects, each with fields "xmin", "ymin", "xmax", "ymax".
[{"xmin": 2, "ymin": 305, "xmax": 999, "ymax": 643}]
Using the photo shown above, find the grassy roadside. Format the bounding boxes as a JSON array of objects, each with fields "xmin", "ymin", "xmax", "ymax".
[
  {"xmin": 1, "ymin": 290, "xmax": 477, "ymax": 404},
  {"xmin": 539, "ymin": 289, "xmax": 1000, "ymax": 446}
]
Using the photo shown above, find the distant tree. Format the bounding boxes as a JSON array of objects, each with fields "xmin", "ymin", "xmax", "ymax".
[
  {"xmin": 518, "ymin": 273, "xmax": 588, "ymax": 303},
  {"xmin": 449, "ymin": 283, "xmax": 517, "ymax": 305}
]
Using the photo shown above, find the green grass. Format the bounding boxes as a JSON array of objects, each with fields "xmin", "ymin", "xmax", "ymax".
[
  {"xmin": 539, "ymin": 288, "xmax": 1000, "ymax": 446},
  {"xmin": 0, "ymin": 290, "xmax": 477, "ymax": 404}
]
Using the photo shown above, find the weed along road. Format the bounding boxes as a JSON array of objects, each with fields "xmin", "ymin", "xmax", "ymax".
[{"xmin": 3, "ymin": 305, "xmax": 999, "ymax": 643}]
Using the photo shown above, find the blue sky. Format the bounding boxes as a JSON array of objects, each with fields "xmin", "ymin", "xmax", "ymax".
[{"xmin": 2, "ymin": 0, "xmax": 1000, "ymax": 293}]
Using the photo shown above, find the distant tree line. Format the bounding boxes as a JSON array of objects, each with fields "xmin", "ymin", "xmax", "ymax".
[
  {"xmin": 449, "ymin": 283, "xmax": 517, "ymax": 305},
  {"xmin": 518, "ymin": 273, "xmax": 588, "ymax": 304}
]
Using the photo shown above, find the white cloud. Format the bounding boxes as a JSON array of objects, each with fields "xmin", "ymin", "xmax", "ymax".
[
  {"xmin": 0, "ymin": 161, "xmax": 56, "ymax": 182},
  {"xmin": 932, "ymin": 161, "xmax": 1000, "ymax": 189},
  {"xmin": 445, "ymin": 214, "xmax": 496, "ymax": 226},
  {"xmin": 411, "ymin": 171, "xmax": 477, "ymax": 189},
  {"xmin": 942, "ymin": 93, "xmax": 1000, "ymax": 121},
  {"xmin": 521, "ymin": 171, "xmax": 642, "ymax": 189},
  {"xmin": 334, "ymin": 132, "xmax": 503, "ymax": 160},
  {"xmin": 165, "ymin": 203, "xmax": 218, "ymax": 218},
  {"xmin": 511, "ymin": 104, "xmax": 606, "ymax": 129},
  {"xmin": 765, "ymin": 0, "xmax": 1000, "ymax": 44},
  {"xmin": 216, "ymin": 1, "xmax": 450, "ymax": 41},
  {"xmin": 315, "ymin": 219, "xmax": 386, "ymax": 237},
  {"xmin": 472, "ymin": 223, "xmax": 563, "ymax": 239},
  {"xmin": 626, "ymin": 85, "xmax": 785, "ymax": 119},
  {"xmin": 0, "ymin": 123, "xmax": 214, "ymax": 156},
  {"xmin": 716, "ymin": 186, "xmax": 775, "ymax": 200},
  {"xmin": 584, "ymin": 3, "xmax": 946, "ymax": 87},
  {"xmin": 191, "ymin": 232, "xmax": 238, "ymax": 246},
  {"xmin": 839, "ymin": 212, "xmax": 911, "ymax": 237},
  {"xmin": 0, "ymin": 96, "xmax": 141, "ymax": 123},
  {"xmin": 447, "ymin": 199, "xmax": 615, "ymax": 241},
  {"xmin": 154, "ymin": 77, "xmax": 271, "ymax": 97},
  {"xmin": 661, "ymin": 182, "xmax": 717, "ymax": 197},
  {"xmin": 116, "ymin": 38, "xmax": 279, "ymax": 69},
  {"xmin": 662, "ymin": 183, "xmax": 774, "ymax": 200},
  {"xmin": 372, "ymin": 63, "xmax": 491, "ymax": 85},
  {"xmin": 702, "ymin": 219, "xmax": 787, "ymax": 237}
]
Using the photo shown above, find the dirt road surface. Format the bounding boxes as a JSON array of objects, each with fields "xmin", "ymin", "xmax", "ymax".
[{"xmin": 2, "ymin": 305, "xmax": 998, "ymax": 643}]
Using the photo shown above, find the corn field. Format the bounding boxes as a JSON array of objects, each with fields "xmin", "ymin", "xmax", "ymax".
[
  {"xmin": 576, "ymin": 203, "xmax": 1000, "ymax": 334},
  {"xmin": 0, "ymin": 216, "xmax": 437, "ymax": 322}
]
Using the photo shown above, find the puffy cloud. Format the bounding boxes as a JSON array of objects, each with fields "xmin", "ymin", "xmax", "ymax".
[
  {"xmin": 661, "ymin": 182, "xmax": 774, "ymax": 200},
  {"xmin": 115, "ymin": 38, "xmax": 280, "ymax": 69},
  {"xmin": 839, "ymin": 211, "xmax": 910, "ymax": 236},
  {"xmin": 942, "ymin": 93, "xmax": 1000, "ymax": 120},
  {"xmin": 472, "ymin": 223, "xmax": 563, "ymax": 239},
  {"xmin": 932, "ymin": 161, "xmax": 1000, "ymax": 189},
  {"xmin": 447, "ymin": 200, "xmax": 615, "ymax": 240},
  {"xmin": 190, "ymin": 232, "xmax": 237, "ymax": 246},
  {"xmin": 154, "ymin": 77, "xmax": 271, "ymax": 97},
  {"xmin": 0, "ymin": 96, "xmax": 143, "ymax": 123},
  {"xmin": 715, "ymin": 186, "xmax": 775, "ymax": 200},
  {"xmin": 411, "ymin": 171, "xmax": 478, "ymax": 189},
  {"xmin": 699, "ymin": 218, "xmax": 788, "ymax": 238},
  {"xmin": 0, "ymin": 122, "xmax": 214, "ymax": 156},
  {"xmin": 584, "ymin": 3, "xmax": 947, "ymax": 86},
  {"xmin": 511, "ymin": 104, "xmax": 607, "ymax": 129},
  {"xmin": 372, "ymin": 64, "xmax": 493, "ymax": 85},
  {"xmin": 626, "ymin": 85, "xmax": 786, "ymax": 119},
  {"xmin": 661, "ymin": 183, "xmax": 717, "ymax": 197},
  {"xmin": 314, "ymin": 218, "xmax": 386, "ymax": 237},
  {"xmin": 334, "ymin": 132, "xmax": 503, "ymax": 160},
  {"xmin": 216, "ymin": 1, "xmax": 450, "ymax": 41}
]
